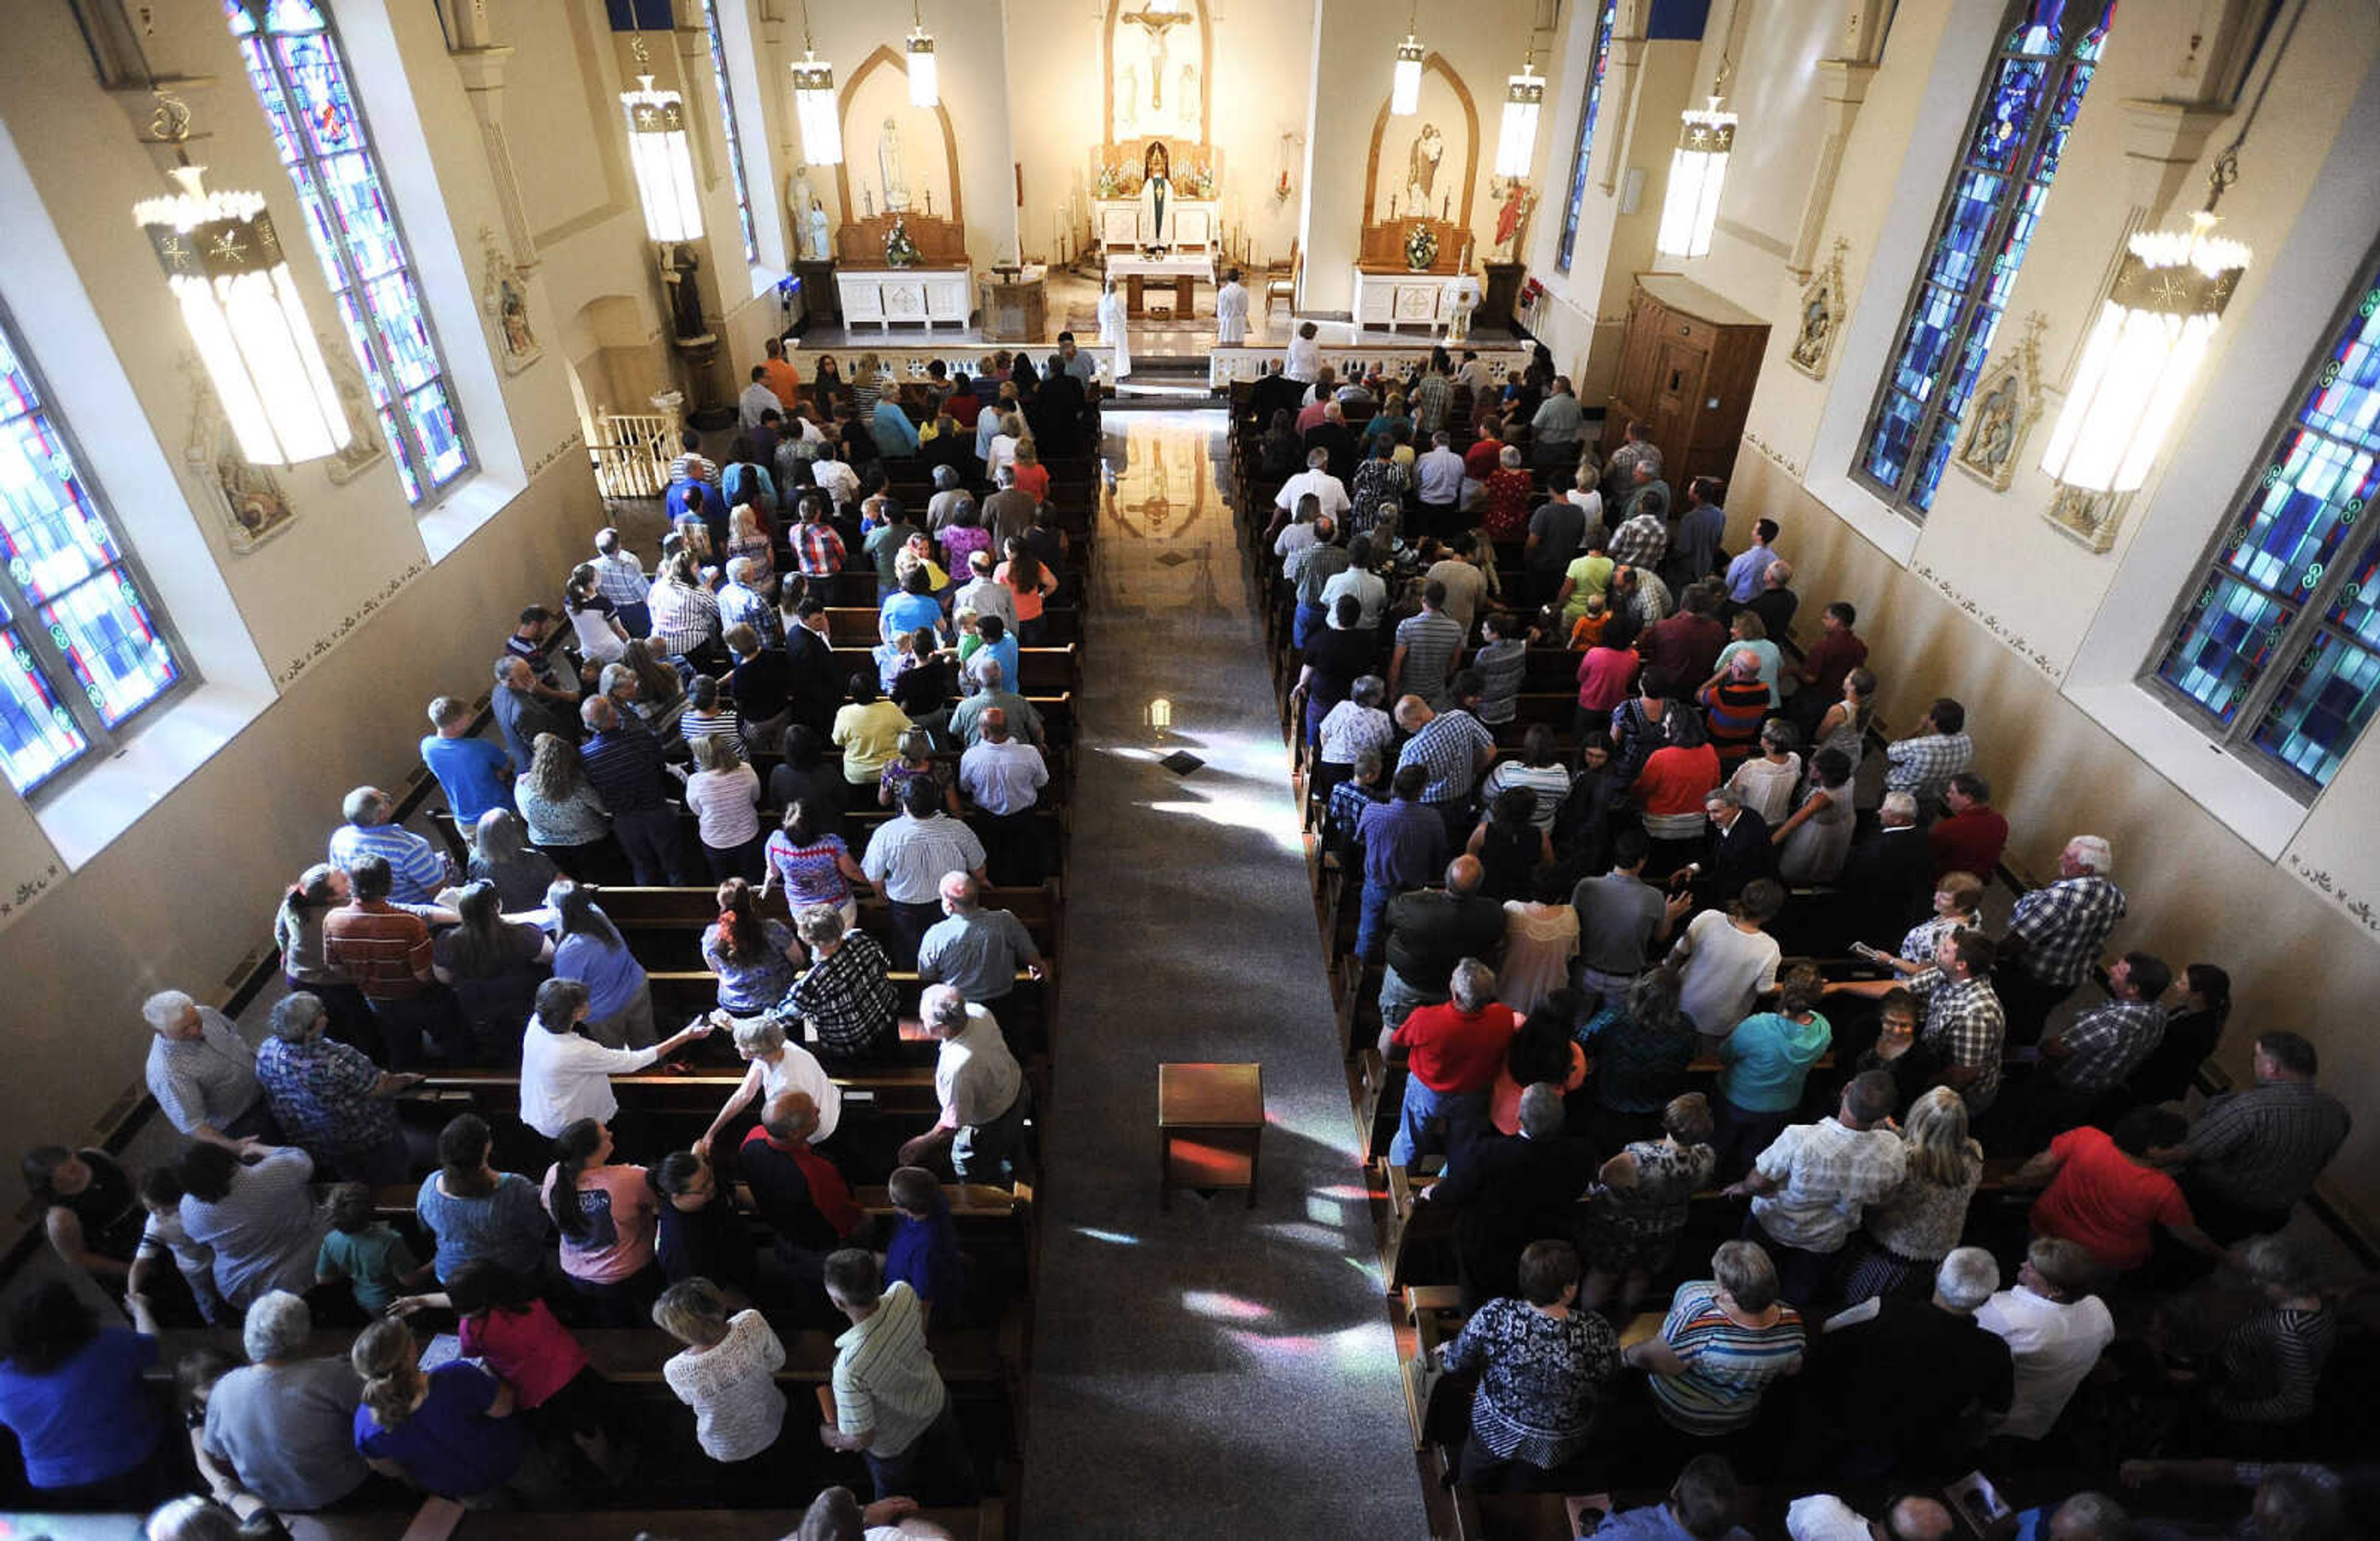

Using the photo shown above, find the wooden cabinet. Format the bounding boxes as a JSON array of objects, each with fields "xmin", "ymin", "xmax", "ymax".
[{"xmin": 1600, "ymin": 275, "xmax": 1770, "ymax": 493}]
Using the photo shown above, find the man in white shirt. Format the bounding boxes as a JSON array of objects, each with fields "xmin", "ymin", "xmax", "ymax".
[
  {"xmin": 1414, "ymin": 430, "xmax": 1466, "ymax": 529},
  {"xmin": 1786, "ymin": 1495, "xmax": 1954, "ymax": 1541},
  {"xmin": 812, "ymin": 448, "xmax": 860, "ymax": 512},
  {"xmin": 1273, "ymin": 448, "xmax": 1351, "ymax": 523},
  {"xmin": 1215, "ymin": 268, "xmax": 1251, "ymax": 346},
  {"xmin": 1726, "ymin": 1071, "xmax": 1907, "ymax": 1307},
  {"xmin": 1320, "ymin": 535, "xmax": 1389, "ymax": 630},
  {"xmin": 737, "ymin": 366, "xmax": 780, "ymax": 431},
  {"xmin": 901, "ymin": 986, "xmax": 1028, "ymax": 1184},
  {"xmin": 864, "ymin": 782, "xmax": 990, "ymax": 968},
  {"xmin": 519, "ymin": 978, "xmax": 713, "ymax": 1139},
  {"xmin": 958, "ymin": 709, "xmax": 1049, "ymax": 885},
  {"xmin": 1974, "ymin": 1237, "xmax": 2115, "ymax": 1440}
]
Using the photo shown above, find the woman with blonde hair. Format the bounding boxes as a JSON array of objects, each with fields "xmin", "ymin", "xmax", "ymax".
[
  {"xmin": 614, "ymin": 638, "xmax": 685, "ymax": 723},
  {"xmin": 654, "ymin": 1276, "xmax": 788, "ymax": 1485},
  {"xmin": 686, "ymin": 733, "xmax": 764, "ymax": 883},
  {"xmin": 1861, "ymin": 870, "xmax": 1986, "ymax": 976},
  {"xmin": 349, "ymin": 1315, "xmax": 539, "ymax": 1503},
  {"xmin": 725, "ymin": 501, "xmax": 775, "ymax": 588},
  {"xmin": 1838, "ymin": 1086, "xmax": 1986, "ymax": 1303},
  {"xmin": 1010, "ymin": 435, "xmax": 1051, "ymax": 502}
]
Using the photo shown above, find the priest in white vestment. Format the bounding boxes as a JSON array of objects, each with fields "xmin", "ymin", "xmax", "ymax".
[
  {"xmin": 1215, "ymin": 268, "xmax": 1251, "ymax": 346},
  {"xmin": 1099, "ymin": 277, "xmax": 1133, "ymax": 381}
]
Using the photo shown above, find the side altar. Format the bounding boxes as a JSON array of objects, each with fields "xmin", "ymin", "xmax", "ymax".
[
  {"xmin": 1349, "ymin": 216, "xmax": 1477, "ymax": 335},
  {"xmin": 835, "ymin": 211, "xmax": 972, "ymax": 333}
]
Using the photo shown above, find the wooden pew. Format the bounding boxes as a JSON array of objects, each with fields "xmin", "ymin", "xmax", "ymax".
[
  {"xmin": 826, "ymin": 643, "xmax": 1084, "ymax": 698},
  {"xmin": 826, "ymin": 607, "xmax": 1083, "ymax": 650}
]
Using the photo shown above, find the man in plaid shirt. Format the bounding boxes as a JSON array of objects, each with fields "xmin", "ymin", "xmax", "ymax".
[
  {"xmin": 2156, "ymin": 1030, "xmax": 2352, "ymax": 1241},
  {"xmin": 1996, "ymin": 836, "xmax": 2127, "ymax": 1045},
  {"xmin": 794, "ymin": 500, "xmax": 848, "ymax": 578},
  {"xmin": 591, "ymin": 528, "xmax": 652, "ymax": 637},
  {"xmin": 2042, "ymin": 952, "xmax": 2171, "ymax": 1097},
  {"xmin": 1895, "ymin": 928, "xmax": 2006, "ymax": 1115},
  {"xmin": 1607, "ymin": 494, "xmax": 1669, "ymax": 572},
  {"xmin": 1324, "ymin": 748, "xmax": 1390, "ymax": 862},
  {"xmin": 783, "ymin": 904, "xmax": 899, "ymax": 1066},
  {"xmin": 1882, "ymin": 698, "xmax": 1973, "ymax": 815},
  {"xmin": 1727, "ymin": 1069, "xmax": 1908, "ymax": 1306}
]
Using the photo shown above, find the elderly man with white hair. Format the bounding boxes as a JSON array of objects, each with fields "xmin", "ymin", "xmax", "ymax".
[
  {"xmin": 253, "ymin": 992, "xmax": 425, "ymax": 1183},
  {"xmin": 326, "ymin": 785, "xmax": 452, "ymax": 906},
  {"xmin": 952, "ymin": 549, "xmax": 1018, "ymax": 635},
  {"xmin": 193, "ymin": 1290, "xmax": 369, "ymax": 1513},
  {"xmin": 1380, "ymin": 957, "xmax": 1520, "ymax": 1171},
  {"xmin": 1805, "ymin": 1245, "xmax": 2012, "ymax": 1482},
  {"xmin": 1273, "ymin": 446, "xmax": 1352, "ymax": 524},
  {"xmin": 899, "ymin": 985, "xmax": 1029, "ymax": 1184},
  {"xmin": 717, "ymin": 557, "xmax": 778, "ymax": 647},
  {"xmin": 918, "ymin": 873, "xmax": 1051, "ymax": 1026},
  {"xmin": 144, "ymin": 991, "xmax": 278, "ymax": 1152},
  {"xmin": 1994, "ymin": 834, "xmax": 2128, "ymax": 1046},
  {"xmin": 1837, "ymin": 790, "xmax": 1934, "ymax": 953},
  {"xmin": 1787, "ymin": 1494, "xmax": 1955, "ymax": 1541}
]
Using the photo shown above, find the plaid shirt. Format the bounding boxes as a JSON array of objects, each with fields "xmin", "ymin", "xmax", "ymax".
[
  {"xmin": 1326, "ymin": 779, "xmax": 1387, "ymax": 853},
  {"xmin": 2006, "ymin": 875, "xmax": 2128, "ymax": 988},
  {"xmin": 1397, "ymin": 709, "xmax": 1493, "ymax": 803},
  {"xmin": 795, "ymin": 523, "xmax": 847, "ymax": 577},
  {"xmin": 592, "ymin": 551, "xmax": 650, "ymax": 606},
  {"xmin": 784, "ymin": 930, "xmax": 899, "ymax": 1058},
  {"xmin": 1608, "ymin": 513, "xmax": 1668, "ymax": 570},
  {"xmin": 1910, "ymin": 969, "xmax": 2004, "ymax": 1111},
  {"xmin": 1750, "ymin": 1116, "xmax": 1909, "ymax": 1252},
  {"xmin": 1318, "ymin": 701, "xmax": 1397, "ymax": 767},
  {"xmin": 1413, "ymin": 373, "xmax": 1455, "ymax": 436},
  {"xmin": 719, "ymin": 581, "xmax": 779, "ymax": 647},
  {"xmin": 2186, "ymin": 1079, "xmax": 2353, "ymax": 1209},
  {"xmin": 2054, "ymin": 998, "xmax": 2167, "ymax": 1092},
  {"xmin": 255, "ymin": 1034, "xmax": 395, "ymax": 1152},
  {"xmin": 1882, "ymin": 731, "xmax": 1974, "ymax": 804}
]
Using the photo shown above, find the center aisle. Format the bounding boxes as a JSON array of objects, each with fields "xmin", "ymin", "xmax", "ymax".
[{"xmin": 1018, "ymin": 412, "xmax": 1424, "ymax": 1536}]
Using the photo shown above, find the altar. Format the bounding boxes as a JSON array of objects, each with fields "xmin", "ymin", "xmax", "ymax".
[
  {"xmin": 1108, "ymin": 252, "xmax": 1214, "ymax": 317},
  {"xmin": 1092, "ymin": 198, "xmax": 1219, "ymax": 254},
  {"xmin": 834, "ymin": 210, "xmax": 972, "ymax": 333}
]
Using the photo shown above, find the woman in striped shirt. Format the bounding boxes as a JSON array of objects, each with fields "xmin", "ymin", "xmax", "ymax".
[
  {"xmin": 1623, "ymin": 1240, "xmax": 1804, "ymax": 1437},
  {"xmin": 646, "ymin": 550, "xmax": 721, "ymax": 666},
  {"xmin": 2205, "ymin": 1234, "xmax": 2335, "ymax": 1439}
]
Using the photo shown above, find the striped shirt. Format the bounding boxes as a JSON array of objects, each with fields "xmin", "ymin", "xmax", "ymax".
[
  {"xmin": 580, "ymin": 727, "xmax": 671, "ymax": 815},
  {"xmin": 320, "ymin": 903, "xmax": 436, "ymax": 1002},
  {"xmin": 1647, "ymin": 1280, "xmax": 1805, "ymax": 1435},
  {"xmin": 145, "ymin": 1008, "xmax": 262, "ymax": 1135},
  {"xmin": 591, "ymin": 551, "xmax": 650, "ymax": 606},
  {"xmin": 1471, "ymin": 638, "xmax": 1527, "ymax": 726},
  {"xmin": 831, "ymin": 1281, "xmax": 946, "ymax": 1458},
  {"xmin": 648, "ymin": 581, "xmax": 721, "ymax": 661},
  {"xmin": 2213, "ymin": 1305, "xmax": 2335, "ymax": 1424},
  {"xmin": 327, "ymin": 822, "xmax": 448, "ymax": 905},
  {"xmin": 1395, "ymin": 611, "xmax": 1466, "ymax": 710},
  {"xmin": 2186, "ymin": 1079, "xmax": 2352, "ymax": 1211},
  {"xmin": 860, "ymin": 814, "xmax": 985, "ymax": 903}
]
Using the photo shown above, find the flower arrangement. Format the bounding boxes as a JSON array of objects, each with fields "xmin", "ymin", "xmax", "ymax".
[
  {"xmin": 1404, "ymin": 223, "xmax": 1439, "ymax": 272},
  {"xmin": 885, "ymin": 217, "xmax": 921, "ymax": 268},
  {"xmin": 1093, "ymin": 164, "xmax": 1122, "ymax": 199}
]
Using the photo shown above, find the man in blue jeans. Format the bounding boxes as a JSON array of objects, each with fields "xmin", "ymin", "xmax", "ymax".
[
  {"xmin": 1354, "ymin": 765, "xmax": 1447, "ymax": 961},
  {"xmin": 1379, "ymin": 958, "xmax": 1517, "ymax": 1169}
]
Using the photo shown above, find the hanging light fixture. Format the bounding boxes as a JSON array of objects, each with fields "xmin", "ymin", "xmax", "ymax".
[
  {"xmin": 1494, "ymin": 55, "xmax": 1543, "ymax": 179},
  {"xmin": 792, "ymin": 1, "xmax": 843, "ymax": 166},
  {"xmin": 1656, "ymin": 22, "xmax": 1737, "ymax": 260},
  {"xmin": 133, "ymin": 95, "xmax": 348, "ymax": 466},
  {"xmin": 2035, "ymin": 0, "xmax": 2306, "ymax": 495},
  {"xmin": 620, "ymin": 37, "xmax": 703, "ymax": 244},
  {"xmin": 906, "ymin": 2, "xmax": 938, "ymax": 109},
  {"xmin": 1391, "ymin": 4, "xmax": 1424, "ymax": 117}
]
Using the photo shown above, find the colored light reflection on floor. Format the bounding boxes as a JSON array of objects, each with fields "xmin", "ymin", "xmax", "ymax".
[
  {"xmin": 1074, "ymin": 1225, "xmax": 1142, "ymax": 1246},
  {"xmin": 1182, "ymin": 1289, "xmax": 1273, "ymax": 1323}
]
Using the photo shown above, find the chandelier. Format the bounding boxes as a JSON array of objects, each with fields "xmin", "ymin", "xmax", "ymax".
[
  {"xmin": 1656, "ymin": 29, "xmax": 1736, "ymax": 261},
  {"xmin": 906, "ymin": 2, "xmax": 938, "ymax": 109},
  {"xmin": 134, "ymin": 101, "xmax": 348, "ymax": 467},
  {"xmin": 793, "ymin": 1, "xmax": 843, "ymax": 165},
  {"xmin": 1391, "ymin": 4, "xmax": 1424, "ymax": 117},
  {"xmin": 620, "ymin": 43, "xmax": 703, "ymax": 245},
  {"xmin": 2037, "ymin": 0, "xmax": 2306, "ymax": 495},
  {"xmin": 1494, "ymin": 56, "xmax": 1543, "ymax": 179}
]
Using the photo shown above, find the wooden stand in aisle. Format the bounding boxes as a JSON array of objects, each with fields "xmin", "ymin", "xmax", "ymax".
[{"xmin": 1157, "ymin": 1061, "xmax": 1264, "ymax": 1209}]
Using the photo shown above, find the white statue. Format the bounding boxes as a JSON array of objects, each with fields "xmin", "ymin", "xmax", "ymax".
[
  {"xmin": 1178, "ymin": 63, "xmax": 1198, "ymax": 136},
  {"xmin": 878, "ymin": 118, "xmax": 910, "ymax": 213},
  {"xmin": 1118, "ymin": 64, "xmax": 1139, "ymax": 137},
  {"xmin": 806, "ymin": 198, "xmax": 831, "ymax": 265},
  {"xmin": 1405, "ymin": 125, "xmax": 1443, "ymax": 221},
  {"xmin": 1441, "ymin": 271, "xmax": 1483, "ymax": 343}
]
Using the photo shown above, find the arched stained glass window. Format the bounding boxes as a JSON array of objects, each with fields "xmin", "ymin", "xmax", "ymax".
[
  {"xmin": 701, "ymin": 0, "xmax": 759, "ymax": 265},
  {"xmin": 2151, "ymin": 260, "xmax": 2380, "ymax": 795},
  {"xmin": 0, "ymin": 304, "xmax": 187, "ymax": 797},
  {"xmin": 226, "ymin": 0, "xmax": 470, "ymax": 505},
  {"xmin": 1856, "ymin": 0, "xmax": 2112, "ymax": 517},
  {"xmin": 1554, "ymin": 0, "xmax": 1620, "ymax": 276}
]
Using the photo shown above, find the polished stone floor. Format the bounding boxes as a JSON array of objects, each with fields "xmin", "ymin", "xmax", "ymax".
[{"xmin": 1016, "ymin": 412, "xmax": 1424, "ymax": 1536}]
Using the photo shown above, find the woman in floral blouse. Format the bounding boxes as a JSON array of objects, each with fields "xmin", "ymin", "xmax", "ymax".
[
  {"xmin": 1579, "ymin": 1092, "xmax": 1719, "ymax": 1319},
  {"xmin": 1479, "ymin": 443, "xmax": 1537, "ymax": 542},
  {"xmin": 1439, "ymin": 1240, "xmax": 1620, "ymax": 1490}
]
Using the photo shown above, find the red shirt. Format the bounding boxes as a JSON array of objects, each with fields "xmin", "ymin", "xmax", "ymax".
[
  {"xmin": 1013, "ymin": 463, "xmax": 1051, "ymax": 501},
  {"xmin": 1392, "ymin": 1002, "xmax": 1520, "ymax": 1095},
  {"xmin": 741, "ymin": 1126, "xmax": 863, "ymax": 1239},
  {"xmin": 1641, "ymin": 612, "xmax": 1729, "ymax": 690},
  {"xmin": 2030, "ymin": 1126, "xmax": 2193, "ymax": 1272},
  {"xmin": 1463, "ymin": 438, "xmax": 1504, "ymax": 481},
  {"xmin": 946, "ymin": 392, "xmax": 984, "ymax": 430},
  {"xmin": 460, "ymin": 1299, "xmax": 588, "ymax": 1409},
  {"xmin": 1577, "ymin": 645, "xmax": 1641, "ymax": 712},
  {"xmin": 1634, "ymin": 743, "xmax": 1722, "ymax": 816},
  {"xmin": 1799, "ymin": 629, "xmax": 1868, "ymax": 697},
  {"xmin": 1481, "ymin": 471, "xmax": 1535, "ymax": 541},
  {"xmin": 1929, "ymin": 806, "xmax": 2010, "ymax": 881}
]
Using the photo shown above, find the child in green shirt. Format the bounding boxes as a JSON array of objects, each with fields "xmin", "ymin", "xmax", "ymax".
[{"xmin": 315, "ymin": 1183, "xmax": 430, "ymax": 1314}]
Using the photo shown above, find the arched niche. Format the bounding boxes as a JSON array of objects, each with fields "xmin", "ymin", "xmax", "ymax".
[
  {"xmin": 1362, "ymin": 54, "xmax": 1479, "ymax": 230},
  {"xmin": 1104, "ymin": 0, "xmax": 1214, "ymax": 145},
  {"xmin": 834, "ymin": 44, "xmax": 966, "ymax": 231}
]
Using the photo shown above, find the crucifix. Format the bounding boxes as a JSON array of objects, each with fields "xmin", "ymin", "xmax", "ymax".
[{"xmin": 1124, "ymin": 0, "xmax": 1191, "ymax": 112}]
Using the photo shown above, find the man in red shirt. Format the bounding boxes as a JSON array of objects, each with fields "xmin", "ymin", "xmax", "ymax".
[
  {"xmin": 1929, "ymin": 772, "xmax": 2011, "ymax": 882},
  {"xmin": 320, "ymin": 855, "xmax": 461, "ymax": 1068},
  {"xmin": 760, "ymin": 338, "xmax": 801, "ymax": 411},
  {"xmin": 1378, "ymin": 958, "xmax": 1518, "ymax": 1169},
  {"xmin": 741, "ymin": 1090, "xmax": 863, "ymax": 1255},
  {"xmin": 2012, "ymin": 1106, "xmax": 2229, "ymax": 1276},
  {"xmin": 1640, "ymin": 583, "xmax": 1731, "ymax": 693},
  {"xmin": 1790, "ymin": 601, "xmax": 1869, "ymax": 734}
]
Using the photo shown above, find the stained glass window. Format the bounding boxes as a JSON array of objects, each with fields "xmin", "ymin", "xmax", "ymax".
[
  {"xmin": 1856, "ymin": 0, "xmax": 2111, "ymax": 517},
  {"xmin": 1554, "ymin": 0, "xmax": 1620, "ymax": 275},
  {"xmin": 701, "ymin": 0, "xmax": 759, "ymax": 265},
  {"xmin": 2152, "ymin": 265, "xmax": 2380, "ymax": 795},
  {"xmin": 226, "ymin": 0, "xmax": 470, "ymax": 505},
  {"xmin": 0, "ymin": 304, "xmax": 186, "ymax": 797}
]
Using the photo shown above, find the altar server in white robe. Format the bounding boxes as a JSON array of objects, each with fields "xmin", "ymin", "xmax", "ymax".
[
  {"xmin": 1215, "ymin": 268, "xmax": 1251, "ymax": 347},
  {"xmin": 1099, "ymin": 276, "xmax": 1133, "ymax": 382}
]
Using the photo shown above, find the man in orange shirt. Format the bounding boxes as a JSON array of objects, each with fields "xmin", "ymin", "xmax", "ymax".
[{"xmin": 760, "ymin": 337, "xmax": 801, "ymax": 412}]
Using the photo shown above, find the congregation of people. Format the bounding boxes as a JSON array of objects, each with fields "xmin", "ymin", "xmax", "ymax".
[
  {"xmin": 1235, "ymin": 344, "xmax": 2368, "ymax": 1537},
  {"xmin": 1, "ymin": 341, "xmax": 1084, "ymax": 1535}
]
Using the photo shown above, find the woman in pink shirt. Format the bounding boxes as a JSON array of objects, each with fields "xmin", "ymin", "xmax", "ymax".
[
  {"xmin": 1576, "ymin": 619, "xmax": 1643, "ymax": 740},
  {"xmin": 541, "ymin": 1119, "xmax": 660, "ymax": 1327}
]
